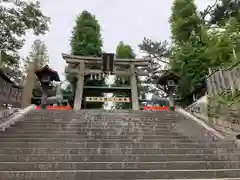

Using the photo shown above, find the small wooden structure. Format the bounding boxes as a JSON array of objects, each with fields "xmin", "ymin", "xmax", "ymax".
[
  {"xmin": 0, "ymin": 68, "xmax": 22, "ymax": 108},
  {"xmin": 153, "ymin": 71, "xmax": 179, "ymax": 91},
  {"xmin": 153, "ymin": 70, "xmax": 180, "ymax": 110}
]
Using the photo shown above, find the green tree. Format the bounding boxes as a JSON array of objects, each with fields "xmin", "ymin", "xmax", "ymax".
[
  {"xmin": 169, "ymin": 0, "xmax": 240, "ymax": 105},
  {"xmin": 22, "ymin": 39, "xmax": 50, "ymax": 104},
  {"xmin": 113, "ymin": 41, "xmax": 149, "ymax": 109},
  {"xmin": 169, "ymin": 0, "xmax": 200, "ymax": 44},
  {"xmin": 116, "ymin": 41, "xmax": 135, "ymax": 59},
  {"xmin": 168, "ymin": 0, "xmax": 209, "ymax": 105},
  {"xmin": 113, "ymin": 41, "xmax": 135, "ymax": 109},
  {"xmin": 209, "ymin": 0, "xmax": 240, "ymax": 27},
  {"xmin": 0, "ymin": 1, "xmax": 50, "ymax": 66},
  {"xmin": 139, "ymin": 38, "xmax": 170, "ymax": 94},
  {"xmin": 23, "ymin": 39, "xmax": 49, "ymax": 75},
  {"xmin": 67, "ymin": 11, "xmax": 103, "ymax": 108}
]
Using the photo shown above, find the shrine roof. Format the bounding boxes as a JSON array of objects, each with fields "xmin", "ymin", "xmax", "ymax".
[
  {"xmin": 152, "ymin": 70, "xmax": 180, "ymax": 85},
  {"xmin": 0, "ymin": 68, "xmax": 22, "ymax": 88}
]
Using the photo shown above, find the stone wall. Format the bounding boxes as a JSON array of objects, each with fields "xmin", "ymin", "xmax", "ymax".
[
  {"xmin": 207, "ymin": 66, "xmax": 240, "ymax": 95},
  {"xmin": 208, "ymin": 94, "xmax": 240, "ymax": 137},
  {"xmin": 186, "ymin": 65, "xmax": 240, "ymax": 137},
  {"xmin": 206, "ymin": 65, "xmax": 240, "ymax": 136}
]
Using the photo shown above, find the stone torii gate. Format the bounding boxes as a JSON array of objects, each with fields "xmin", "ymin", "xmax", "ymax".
[{"xmin": 62, "ymin": 53, "xmax": 149, "ymax": 110}]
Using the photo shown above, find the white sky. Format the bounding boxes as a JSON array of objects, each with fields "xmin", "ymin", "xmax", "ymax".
[{"xmin": 18, "ymin": 0, "xmax": 215, "ymax": 80}]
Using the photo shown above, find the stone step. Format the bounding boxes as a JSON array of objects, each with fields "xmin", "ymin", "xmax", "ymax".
[
  {"xmin": 22, "ymin": 117, "xmax": 179, "ymax": 121},
  {"xmin": 0, "ymin": 134, "xmax": 191, "ymax": 139},
  {"xmin": 0, "ymin": 130, "xmax": 182, "ymax": 135},
  {"xmin": 6, "ymin": 127, "xmax": 176, "ymax": 132},
  {"xmin": 12, "ymin": 122, "xmax": 179, "ymax": 126},
  {"xmin": 3, "ymin": 169, "xmax": 240, "ymax": 180},
  {"xmin": 48, "ymin": 115, "xmax": 181, "ymax": 119},
  {"xmin": 0, "ymin": 139, "xmax": 207, "ymax": 143},
  {"xmin": 0, "ymin": 141, "xmax": 235, "ymax": 148},
  {"xmin": 0, "ymin": 154, "xmax": 236, "ymax": 162},
  {"xmin": 10, "ymin": 121, "xmax": 175, "ymax": 128},
  {"xmin": 1, "ymin": 169, "xmax": 240, "ymax": 180},
  {"xmin": 0, "ymin": 161, "xmax": 239, "ymax": 171},
  {"xmin": 23, "ymin": 118, "xmax": 179, "ymax": 121},
  {"xmin": 0, "ymin": 134, "xmax": 207, "ymax": 140},
  {"xmin": 0, "ymin": 147, "xmax": 233, "ymax": 155}
]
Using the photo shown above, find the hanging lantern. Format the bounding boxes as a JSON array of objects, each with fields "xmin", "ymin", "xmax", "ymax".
[
  {"xmin": 90, "ymin": 74, "xmax": 93, "ymax": 80},
  {"xmin": 94, "ymin": 74, "xmax": 97, "ymax": 80}
]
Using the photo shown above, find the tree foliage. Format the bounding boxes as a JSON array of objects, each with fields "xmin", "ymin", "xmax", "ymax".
[
  {"xmin": 139, "ymin": 0, "xmax": 240, "ymax": 106},
  {"xmin": 21, "ymin": 39, "xmax": 50, "ymax": 103},
  {"xmin": 23, "ymin": 39, "xmax": 49, "ymax": 75},
  {"xmin": 0, "ymin": 1, "xmax": 50, "ymax": 65},
  {"xmin": 209, "ymin": 0, "xmax": 240, "ymax": 26},
  {"xmin": 139, "ymin": 38, "xmax": 170, "ymax": 95},
  {"xmin": 112, "ymin": 41, "xmax": 135, "ymax": 109},
  {"xmin": 67, "ymin": 11, "xmax": 103, "ymax": 108},
  {"xmin": 67, "ymin": 10, "xmax": 103, "ymax": 86},
  {"xmin": 116, "ymin": 41, "xmax": 135, "ymax": 59},
  {"xmin": 169, "ymin": 0, "xmax": 200, "ymax": 43},
  {"xmin": 70, "ymin": 11, "xmax": 102, "ymax": 57}
]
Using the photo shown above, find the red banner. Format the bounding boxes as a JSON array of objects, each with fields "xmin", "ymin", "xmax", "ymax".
[
  {"xmin": 143, "ymin": 106, "xmax": 175, "ymax": 111},
  {"xmin": 36, "ymin": 106, "xmax": 72, "ymax": 110}
]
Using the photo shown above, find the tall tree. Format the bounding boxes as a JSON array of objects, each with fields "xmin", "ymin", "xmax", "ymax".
[
  {"xmin": 23, "ymin": 39, "xmax": 49, "ymax": 75},
  {"xmin": 67, "ymin": 11, "xmax": 103, "ymax": 108},
  {"xmin": 169, "ymin": 0, "xmax": 240, "ymax": 105},
  {"xmin": 23, "ymin": 39, "xmax": 50, "ymax": 104},
  {"xmin": 168, "ymin": 0, "xmax": 209, "ymax": 105},
  {"xmin": 0, "ymin": 1, "xmax": 50, "ymax": 66},
  {"xmin": 209, "ymin": 0, "xmax": 240, "ymax": 27},
  {"xmin": 169, "ymin": 0, "xmax": 200, "ymax": 44},
  {"xmin": 113, "ymin": 41, "xmax": 134, "ymax": 109},
  {"xmin": 116, "ymin": 41, "xmax": 135, "ymax": 59},
  {"xmin": 113, "ymin": 41, "xmax": 149, "ymax": 109},
  {"xmin": 70, "ymin": 11, "xmax": 102, "ymax": 57},
  {"xmin": 139, "ymin": 38, "xmax": 170, "ymax": 95}
]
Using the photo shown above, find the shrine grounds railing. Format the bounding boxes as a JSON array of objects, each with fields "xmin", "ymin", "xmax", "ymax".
[{"xmin": 0, "ymin": 69, "xmax": 22, "ymax": 108}]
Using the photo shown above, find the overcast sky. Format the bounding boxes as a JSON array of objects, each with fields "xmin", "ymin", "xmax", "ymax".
[{"xmin": 19, "ymin": 0, "xmax": 214, "ymax": 78}]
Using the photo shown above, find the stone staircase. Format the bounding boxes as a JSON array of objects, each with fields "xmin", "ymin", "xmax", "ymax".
[{"xmin": 0, "ymin": 109, "xmax": 239, "ymax": 179}]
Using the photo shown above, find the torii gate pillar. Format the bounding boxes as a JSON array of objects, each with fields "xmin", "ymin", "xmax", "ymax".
[
  {"xmin": 130, "ymin": 64, "xmax": 139, "ymax": 110},
  {"xmin": 73, "ymin": 62, "xmax": 85, "ymax": 110}
]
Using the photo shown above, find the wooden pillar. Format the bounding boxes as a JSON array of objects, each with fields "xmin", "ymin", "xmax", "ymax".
[
  {"xmin": 130, "ymin": 64, "xmax": 139, "ymax": 110},
  {"xmin": 73, "ymin": 62, "xmax": 85, "ymax": 110}
]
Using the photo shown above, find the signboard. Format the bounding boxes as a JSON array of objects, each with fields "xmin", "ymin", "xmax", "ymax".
[{"xmin": 86, "ymin": 97, "xmax": 130, "ymax": 102}]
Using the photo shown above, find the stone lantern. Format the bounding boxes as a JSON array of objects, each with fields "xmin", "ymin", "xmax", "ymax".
[{"xmin": 154, "ymin": 71, "xmax": 179, "ymax": 111}]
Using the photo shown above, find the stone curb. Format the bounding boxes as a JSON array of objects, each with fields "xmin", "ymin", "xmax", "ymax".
[{"xmin": 0, "ymin": 105, "xmax": 36, "ymax": 132}]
